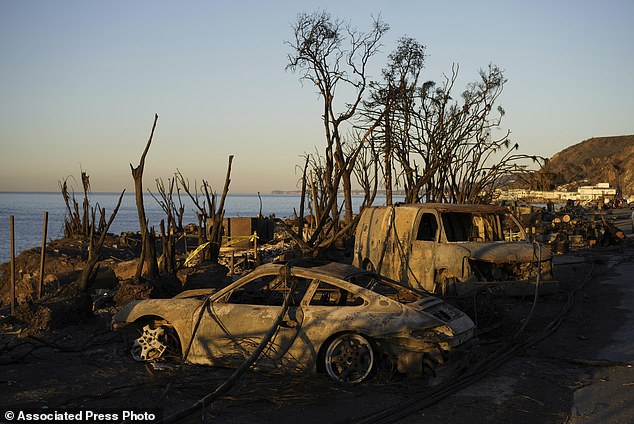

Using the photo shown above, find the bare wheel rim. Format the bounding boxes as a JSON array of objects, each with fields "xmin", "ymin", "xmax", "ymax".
[
  {"xmin": 130, "ymin": 324, "xmax": 176, "ymax": 362},
  {"xmin": 325, "ymin": 333, "xmax": 374, "ymax": 384}
]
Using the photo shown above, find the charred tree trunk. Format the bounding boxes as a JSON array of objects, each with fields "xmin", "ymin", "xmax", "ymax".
[
  {"xmin": 131, "ymin": 114, "xmax": 160, "ymax": 282},
  {"xmin": 207, "ymin": 155, "xmax": 233, "ymax": 261},
  {"xmin": 384, "ymin": 103, "xmax": 393, "ymax": 206},
  {"xmin": 159, "ymin": 219, "xmax": 175, "ymax": 274},
  {"xmin": 297, "ymin": 155, "xmax": 309, "ymax": 241}
]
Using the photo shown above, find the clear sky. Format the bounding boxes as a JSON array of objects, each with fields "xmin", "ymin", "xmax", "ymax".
[{"xmin": 1, "ymin": 0, "xmax": 633, "ymax": 193}]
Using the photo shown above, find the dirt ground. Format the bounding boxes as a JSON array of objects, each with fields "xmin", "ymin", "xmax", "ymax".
[{"xmin": 1, "ymin": 210, "xmax": 633, "ymax": 424}]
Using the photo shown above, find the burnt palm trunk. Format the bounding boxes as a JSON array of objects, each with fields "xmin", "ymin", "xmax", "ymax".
[{"xmin": 131, "ymin": 114, "xmax": 160, "ymax": 281}]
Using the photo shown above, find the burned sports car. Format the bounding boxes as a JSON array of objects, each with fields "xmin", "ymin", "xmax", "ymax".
[{"xmin": 112, "ymin": 261, "xmax": 475, "ymax": 384}]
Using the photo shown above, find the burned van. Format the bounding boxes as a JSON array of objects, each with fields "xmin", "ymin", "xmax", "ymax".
[{"xmin": 353, "ymin": 203, "xmax": 557, "ymax": 296}]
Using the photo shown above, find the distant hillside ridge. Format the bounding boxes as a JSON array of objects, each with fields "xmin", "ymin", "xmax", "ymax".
[{"xmin": 539, "ymin": 134, "xmax": 634, "ymax": 196}]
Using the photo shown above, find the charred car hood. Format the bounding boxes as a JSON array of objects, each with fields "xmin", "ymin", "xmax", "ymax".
[{"xmin": 457, "ymin": 241, "xmax": 551, "ymax": 263}]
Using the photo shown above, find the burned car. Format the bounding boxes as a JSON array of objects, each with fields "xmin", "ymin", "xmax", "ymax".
[
  {"xmin": 353, "ymin": 204, "xmax": 557, "ymax": 296},
  {"xmin": 112, "ymin": 261, "xmax": 475, "ymax": 384}
]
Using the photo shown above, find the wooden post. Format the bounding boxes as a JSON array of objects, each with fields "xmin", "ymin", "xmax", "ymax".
[
  {"xmin": 230, "ymin": 250, "xmax": 235, "ymax": 275},
  {"xmin": 38, "ymin": 211, "xmax": 48, "ymax": 299},
  {"xmin": 10, "ymin": 215, "xmax": 15, "ymax": 315},
  {"xmin": 253, "ymin": 231, "xmax": 259, "ymax": 266}
]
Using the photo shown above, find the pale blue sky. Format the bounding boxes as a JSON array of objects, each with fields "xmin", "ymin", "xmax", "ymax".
[{"xmin": 1, "ymin": 0, "xmax": 632, "ymax": 193}]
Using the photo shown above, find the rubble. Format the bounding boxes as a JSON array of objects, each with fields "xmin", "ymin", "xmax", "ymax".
[
  {"xmin": 13, "ymin": 294, "xmax": 93, "ymax": 334},
  {"xmin": 512, "ymin": 201, "xmax": 626, "ymax": 253}
]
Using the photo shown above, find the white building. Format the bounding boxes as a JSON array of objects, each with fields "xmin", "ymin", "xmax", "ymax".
[
  {"xmin": 496, "ymin": 183, "xmax": 616, "ymax": 202},
  {"xmin": 577, "ymin": 183, "xmax": 616, "ymax": 201}
]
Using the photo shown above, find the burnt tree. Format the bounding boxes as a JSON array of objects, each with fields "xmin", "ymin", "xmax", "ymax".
[
  {"xmin": 150, "ymin": 176, "xmax": 185, "ymax": 234},
  {"xmin": 363, "ymin": 37, "xmax": 428, "ymax": 205},
  {"xmin": 60, "ymin": 171, "xmax": 98, "ymax": 239},
  {"xmin": 150, "ymin": 177, "xmax": 185, "ymax": 274},
  {"xmin": 175, "ymin": 155, "xmax": 234, "ymax": 263},
  {"xmin": 76, "ymin": 191, "xmax": 125, "ymax": 291},
  {"xmin": 365, "ymin": 42, "xmax": 543, "ymax": 205},
  {"xmin": 131, "ymin": 114, "xmax": 160, "ymax": 281},
  {"xmin": 286, "ymin": 11, "xmax": 387, "ymax": 248}
]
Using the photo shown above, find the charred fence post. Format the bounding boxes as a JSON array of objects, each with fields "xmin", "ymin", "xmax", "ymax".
[
  {"xmin": 38, "ymin": 211, "xmax": 48, "ymax": 299},
  {"xmin": 10, "ymin": 215, "xmax": 16, "ymax": 315}
]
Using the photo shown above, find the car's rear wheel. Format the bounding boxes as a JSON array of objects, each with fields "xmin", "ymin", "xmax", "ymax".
[{"xmin": 324, "ymin": 333, "xmax": 374, "ymax": 384}]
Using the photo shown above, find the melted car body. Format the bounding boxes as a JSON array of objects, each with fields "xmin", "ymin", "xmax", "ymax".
[{"xmin": 112, "ymin": 261, "xmax": 475, "ymax": 384}]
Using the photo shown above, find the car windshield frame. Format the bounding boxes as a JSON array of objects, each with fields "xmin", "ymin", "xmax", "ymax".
[{"xmin": 209, "ymin": 264, "xmax": 427, "ymax": 307}]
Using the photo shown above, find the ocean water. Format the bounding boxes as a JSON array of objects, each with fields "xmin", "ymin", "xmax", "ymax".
[{"xmin": 0, "ymin": 192, "xmax": 386, "ymax": 264}]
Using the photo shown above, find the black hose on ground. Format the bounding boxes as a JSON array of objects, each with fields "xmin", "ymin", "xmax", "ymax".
[
  {"xmin": 512, "ymin": 241, "xmax": 543, "ymax": 339},
  {"xmin": 351, "ymin": 258, "xmax": 597, "ymax": 424}
]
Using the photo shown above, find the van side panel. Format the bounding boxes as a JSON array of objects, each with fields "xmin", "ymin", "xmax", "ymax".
[
  {"xmin": 354, "ymin": 206, "xmax": 419, "ymax": 284},
  {"xmin": 408, "ymin": 240, "xmax": 435, "ymax": 292},
  {"xmin": 353, "ymin": 208, "xmax": 372, "ymax": 269},
  {"xmin": 384, "ymin": 207, "xmax": 418, "ymax": 283},
  {"xmin": 353, "ymin": 207, "xmax": 386, "ymax": 271}
]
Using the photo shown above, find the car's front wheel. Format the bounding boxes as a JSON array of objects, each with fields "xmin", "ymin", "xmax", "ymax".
[{"xmin": 324, "ymin": 333, "xmax": 375, "ymax": 384}]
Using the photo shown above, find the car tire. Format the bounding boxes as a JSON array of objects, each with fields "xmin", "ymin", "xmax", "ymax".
[
  {"xmin": 324, "ymin": 333, "xmax": 375, "ymax": 384},
  {"xmin": 130, "ymin": 322, "xmax": 181, "ymax": 362}
]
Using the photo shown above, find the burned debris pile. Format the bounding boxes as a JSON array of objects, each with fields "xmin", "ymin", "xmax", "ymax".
[{"xmin": 513, "ymin": 201, "xmax": 626, "ymax": 254}]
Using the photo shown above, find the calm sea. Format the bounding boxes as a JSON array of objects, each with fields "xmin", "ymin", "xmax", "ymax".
[{"xmin": 0, "ymin": 192, "xmax": 387, "ymax": 264}]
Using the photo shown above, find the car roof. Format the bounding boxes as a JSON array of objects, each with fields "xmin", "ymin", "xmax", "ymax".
[
  {"xmin": 256, "ymin": 259, "xmax": 369, "ymax": 281},
  {"xmin": 209, "ymin": 260, "xmax": 426, "ymax": 304}
]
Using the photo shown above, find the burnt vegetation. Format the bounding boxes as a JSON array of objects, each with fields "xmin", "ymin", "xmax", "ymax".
[{"xmin": 285, "ymin": 10, "xmax": 543, "ymax": 252}]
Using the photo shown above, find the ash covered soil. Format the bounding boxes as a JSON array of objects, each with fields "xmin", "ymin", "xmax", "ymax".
[{"xmin": 2, "ymin": 211, "xmax": 634, "ymax": 424}]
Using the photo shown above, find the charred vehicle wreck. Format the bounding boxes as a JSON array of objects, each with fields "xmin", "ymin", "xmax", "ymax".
[
  {"xmin": 353, "ymin": 204, "xmax": 558, "ymax": 296},
  {"xmin": 112, "ymin": 261, "xmax": 475, "ymax": 384}
]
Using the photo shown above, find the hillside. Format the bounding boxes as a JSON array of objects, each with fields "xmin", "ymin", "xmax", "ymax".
[{"xmin": 538, "ymin": 135, "xmax": 634, "ymax": 197}]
